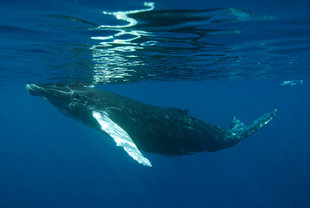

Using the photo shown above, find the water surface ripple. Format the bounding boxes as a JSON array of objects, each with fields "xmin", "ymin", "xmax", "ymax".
[{"xmin": 1, "ymin": 2, "xmax": 309, "ymax": 84}]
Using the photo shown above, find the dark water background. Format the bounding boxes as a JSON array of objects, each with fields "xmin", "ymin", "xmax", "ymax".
[{"xmin": 1, "ymin": 0, "xmax": 310, "ymax": 207}]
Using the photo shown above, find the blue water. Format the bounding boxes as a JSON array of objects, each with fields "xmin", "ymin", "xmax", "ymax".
[{"xmin": 1, "ymin": 0, "xmax": 310, "ymax": 207}]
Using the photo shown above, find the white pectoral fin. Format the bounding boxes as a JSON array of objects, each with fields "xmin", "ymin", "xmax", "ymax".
[{"xmin": 92, "ymin": 111, "xmax": 152, "ymax": 167}]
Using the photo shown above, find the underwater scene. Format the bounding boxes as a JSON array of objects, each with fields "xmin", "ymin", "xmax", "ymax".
[{"xmin": 0, "ymin": 0, "xmax": 310, "ymax": 207}]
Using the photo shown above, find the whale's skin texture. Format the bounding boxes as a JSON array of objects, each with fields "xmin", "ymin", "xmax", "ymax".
[{"xmin": 26, "ymin": 84, "xmax": 276, "ymax": 162}]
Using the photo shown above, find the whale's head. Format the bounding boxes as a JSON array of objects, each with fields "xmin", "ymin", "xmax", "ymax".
[
  {"xmin": 26, "ymin": 84, "xmax": 77, "ymax": 110},
  {"xmin": 26, "ymin": 84, "xmax": 72, "ymax": 98}
]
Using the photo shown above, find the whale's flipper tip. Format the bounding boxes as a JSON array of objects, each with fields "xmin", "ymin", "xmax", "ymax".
[{"xmin": 230, "ymin": 108, "xmax": 277, "ymax": 140}]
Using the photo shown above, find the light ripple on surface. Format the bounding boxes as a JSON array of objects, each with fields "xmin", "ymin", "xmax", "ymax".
[{"xmin": 0, "ymin": 2, "xmax": 309, "ymax": 84}]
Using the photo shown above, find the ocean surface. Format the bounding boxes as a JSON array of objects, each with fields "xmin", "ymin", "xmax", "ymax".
[{"xmin": 0, "ymin": 0, "xmax": 310, "ymax": 207}]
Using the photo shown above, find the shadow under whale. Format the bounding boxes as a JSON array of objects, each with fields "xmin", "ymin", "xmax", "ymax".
[{"xmin": 26, "ymin": 84, "xmax": 277, "ymax": 167}]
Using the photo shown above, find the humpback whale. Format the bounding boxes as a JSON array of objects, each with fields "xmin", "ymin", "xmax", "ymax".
[{"xmin": 26, "ymin": 84, "xmax": 277, "ymax": 167}]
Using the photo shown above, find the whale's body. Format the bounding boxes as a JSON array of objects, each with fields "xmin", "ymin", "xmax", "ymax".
[{"xmin": 26, "ymin": 84, "xmax": 276, "ymax": 167}]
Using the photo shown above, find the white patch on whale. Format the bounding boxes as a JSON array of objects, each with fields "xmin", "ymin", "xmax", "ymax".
[{"xmin": 92, "ymin": 111, "xmax": 152, "ymax": 167}]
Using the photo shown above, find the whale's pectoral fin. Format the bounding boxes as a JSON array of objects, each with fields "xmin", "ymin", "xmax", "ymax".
[
  {"xmin": 230, "ymin": 109, "xmax": 277, "ymax": 140},
  {"xmin": 92, "ymin": 111, "xmax": 152, "ymax": 167}
]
